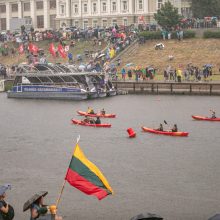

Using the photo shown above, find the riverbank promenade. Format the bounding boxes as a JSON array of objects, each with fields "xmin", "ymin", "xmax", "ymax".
[{"xmin": 113, "ymin": 81, "xmax": 220, "ymax": 95}]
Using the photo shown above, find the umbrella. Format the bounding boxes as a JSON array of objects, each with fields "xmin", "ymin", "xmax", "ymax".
[
  {"xmin": 204, "ymin": 64, "xmax": 212, "ymax": 68},
  {"xmin": 208, "ymin": 214, "xmax": 220, "ymax": 220},
  {"xmin": 23, "ymin": 191, "xmax": 48, "ymax": 212},
  {"xmin": 130, "ymin": 213, "xmax": 163, "ymax": 220},
  {"xmin": 97, "ymin": 53, "xmax": 105, "ymax": 59},
  {"xmin": 126, "ymin": 63, "xmax": 134, "ymax": 67},
  {"xmin": 0, "ymin": 184, "xmax": 11, "ymax": 196}
]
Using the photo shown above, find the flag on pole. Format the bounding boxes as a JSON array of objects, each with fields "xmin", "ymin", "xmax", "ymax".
[
  {"xmin": 28, "ymin": 43, "xmax": 39, "ymax": 53},
  {"xmin": 18, "ymin": 44, "xmax": 24, "ymax": 54},
  {"xmin": 49, "ymin": 43, "xmax": 56, "ymax": 57},
  {"xmin": 65, "ymin": 144, "xmax": 113, "ymax": 200},
  {"xmin": 58, "ymin": 44, "xmax": 67, "ymax": 59}
]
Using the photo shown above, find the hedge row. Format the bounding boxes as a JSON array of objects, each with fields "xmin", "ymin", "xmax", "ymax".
[
  {"xmin": 138, "ymin": 30, "xmax": 196, "ymax": 40},
  {"xmin": 203, "ymin": 31, "xmax": 220, "ymax": 38}
]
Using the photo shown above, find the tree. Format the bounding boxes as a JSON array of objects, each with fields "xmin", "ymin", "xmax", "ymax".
[
  {"xmin": 21, "ymin": 25, "xmax": 25, "ymax": 34},
  {"xmin": 154, "ymin": 1, "xmax": 181, "ymax": 31},
  {"xmin": 191, "ymin": 0, "xmax": 220, "ymax": 18}
]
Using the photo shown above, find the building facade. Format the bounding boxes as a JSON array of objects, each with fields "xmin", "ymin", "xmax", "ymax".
[
  {"xmin": 0, "ymin": 0, "xmax": 57, "ymax": 31},
  {"xmin": 0, "ymin": 0, "xmax": 191, "ymax": 31}
]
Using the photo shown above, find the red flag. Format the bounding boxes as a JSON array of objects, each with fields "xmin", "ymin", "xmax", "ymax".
[
  {"xmin": 18, "ymin": 44, "xmax": 24, "ymax": 54},
  {"xmin": 58, "ymin": 44, "xmax": 67, "ymax": 59},
  {"xmin": 28, "ymin": 43, "xmax": 39, "ymax": 53},
  {"xmin": 49, "ymin": 43, "xmax": 56, "ymax": 57}
]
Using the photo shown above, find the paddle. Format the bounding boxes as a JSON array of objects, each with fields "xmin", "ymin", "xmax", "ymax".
[{"xmin": 164, "ymin": 120, "xmax": 172, "ymax": 131}]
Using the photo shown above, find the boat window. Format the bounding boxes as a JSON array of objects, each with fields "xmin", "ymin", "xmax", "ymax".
[
  {"xmin": 26, "ymin": 77, "xmax": 42, "ymax": 84},
  {"xmin": 37, "ymin": 76, "xmax": 53, "ymax": 83},
  {"xmin": 60, "ymin": 75, "xmax": 77, "ymax": 83},
  {"xmin": 48, "ymin": 76, "xmax": 65, "ymax": 83}
]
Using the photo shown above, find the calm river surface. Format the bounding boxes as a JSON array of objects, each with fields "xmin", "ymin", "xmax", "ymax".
[{"xmin": 1, "ymin": 93, "xmax": 220, "ymax": 220}]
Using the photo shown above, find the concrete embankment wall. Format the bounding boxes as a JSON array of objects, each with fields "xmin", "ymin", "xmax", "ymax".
[{"xmin": 113, "ymin": 81, "xmax": 220, "ymax": 96}]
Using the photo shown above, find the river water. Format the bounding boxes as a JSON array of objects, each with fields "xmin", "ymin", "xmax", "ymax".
[{"xmin": 1, "ymin": 93, "xmax": 220, "ymax": 220}]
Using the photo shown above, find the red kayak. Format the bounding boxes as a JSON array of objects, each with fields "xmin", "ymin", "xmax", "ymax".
[
  {"xmin": 142, "ymin": 127, "xmax": 189, "ymax": 137},
  {"xmin": 72, "ymin": 119, "xmax": 111, "ymax": 128},
  {"xmin": 77, "ymin": 111, "xmax": 116, "ymax": 118},
  {"xmin": 192, "ymin": 115, "xmax": 220, "ymax": 121}
]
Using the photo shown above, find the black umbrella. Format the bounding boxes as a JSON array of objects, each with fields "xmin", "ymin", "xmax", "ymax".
[
  {"xmin": 130, "ymin": 212, "xmax": 163, "ymax": 220},
  {"xmin": 23, "ymin": 191, "xmax": 48, "ymax": 212},
  {"xmin": 208, "ymin": 214, "xmax": 220, "ymax": 220}
]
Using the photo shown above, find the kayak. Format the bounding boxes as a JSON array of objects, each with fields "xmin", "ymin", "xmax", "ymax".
[
  {"xmin": 77, "ymin": 111, "xmax": 116, "ymax": 118},
  {"xmin": 192, "ymin": 115, "xmax": 220, "ymax": 121},
  {"xmin": 142, "ymin": 127, "xmax": 189, "ymax": 137},
  {"xmin": 72, "ymin": 119, "xmax": 111, "ymax": 128}
]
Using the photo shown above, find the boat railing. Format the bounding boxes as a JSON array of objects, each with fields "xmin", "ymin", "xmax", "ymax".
[{"xmin": 15, "ymin": 82, "xmax": 82, "ymax": 89}]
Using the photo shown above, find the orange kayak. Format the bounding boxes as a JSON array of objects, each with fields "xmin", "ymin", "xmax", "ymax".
[
  {"xmin": 77, "ymin": 111, "xmax": 116, "ymax": 118},
  {"xmin": 192, "ymin": 115, "xmax": 220, "ymax": 121},
  {"xmin": 142, "ymin": 127, "xmax": 189, "ymax": 137},
  {"xmin": 72, "ymin": 119, "xmax": 111, "ymax": 128}
]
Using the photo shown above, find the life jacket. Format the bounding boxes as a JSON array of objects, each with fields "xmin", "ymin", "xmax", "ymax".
[{"xmin": 0, "ymin": 200, "xmax": 14, "ymax": 220}]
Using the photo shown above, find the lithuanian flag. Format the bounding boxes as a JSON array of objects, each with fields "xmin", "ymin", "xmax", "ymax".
[{"xmin": 65, "ymin": 144, "xmax": 113, "ymax": 200}]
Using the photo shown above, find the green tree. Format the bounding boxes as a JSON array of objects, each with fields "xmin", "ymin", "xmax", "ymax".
[
  {"xmin": 154, "ymin": 1, "xmax": 181, "ymax": 31},
  {"xmin": 191, "ymin": 0, "xmax": 220, "ymax": 18}
]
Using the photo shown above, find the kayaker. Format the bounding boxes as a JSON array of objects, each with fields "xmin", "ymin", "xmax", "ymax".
[
  {"xmin": 210, "ymin": 109, "xmax": 216, "ymax": 119},
  {"xmin": 0, "ymin": 184, "xmax": 14, "ymax": 220},
  {"xmin": 95, "ymin": 117, "xmax": 101, "ymax": 124},
  {"xmin": 89, "ymin": 118, "xmax": 96, "ymax": 124},
  {"xmin": 30, "ymin": 196, "xmax": 62, "ymax": 220},
  {"xmin": 156, "ymin": 124, "xmax": 163, "ymax": 131},
  {"xmin": 171, "ymin": 124, "xmax": 178, "ymax": 132},
  {"xmin": 100, "ymin": 108, "xmax": 106, "ymax": 115},
  {"xmin": 87, "ymin": 107, "xmax": 95, "ymax": 114},
  {"xmin": 83, "ymin": 116, "xmax": 90, "ymax": 123}
]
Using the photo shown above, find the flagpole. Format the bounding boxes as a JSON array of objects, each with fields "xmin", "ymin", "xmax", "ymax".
[{"xmin": 55, "ymin": 135, "xmax": 80, "ymax": 209}]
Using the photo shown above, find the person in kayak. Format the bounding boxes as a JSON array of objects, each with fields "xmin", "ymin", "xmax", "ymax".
[
  {"xmin": 210, "ymin": 109, "xmax": 216, "ymax": 119},
  {"xmin": 87, "ymin": 107, "xmax": 95, "ymax": 114},
  {"xmin": 100, "ymin": 108, "xmax": 106, "ymax": 115},
  {"xmin": 171, "ymin": 124, "xmax": 178, "ymax": 132},
  {"xmin": 156, "ymin": 124, "xmax": 163, "ymax": 131},
  {"xmin": 95, "ymin": 117, "xmax": 101, "ymax": 124},
  {"xmin": 83, "ymin": 116, "xmax": 90, "ymax": 123},
  {"xmin": 0, "ymin": 184, "xmax": 14, "ymax": 220},
  {"xmin": 30, "ymin": 196, "xmax": 62, "ymax": 220}
]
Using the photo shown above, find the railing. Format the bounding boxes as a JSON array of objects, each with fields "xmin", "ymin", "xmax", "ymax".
[{"xmin": 113, "ymin": 81, "xmax": 220, "ymax": 95}]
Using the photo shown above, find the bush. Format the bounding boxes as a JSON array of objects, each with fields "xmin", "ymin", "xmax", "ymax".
[
  {"xmin": 139, "ymin": 30, "xmax": 196, "ymax": 40},
  {"xmin": 138, "ymin": 31, "xmax": 162, "ymax": 40},
  {"xmin": 203, "ymin": 31, "xmax": 220, "ymax": 38}
]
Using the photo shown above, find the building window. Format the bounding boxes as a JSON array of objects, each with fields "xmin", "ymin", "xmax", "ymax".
[
  {"xmin": 37, "ymin": 15, "xmax": 44, "ymax": 28},
  {"xmin": 83, "ymin": 3, "xmax": 87, "ymax": 13},
  {"xmin": 50, "ymin": 14, "xmax": 56, "ymax": 29},
  {"xmin": 102, "ymin": 2, "xmax": 106, "ymax": 12},
  {"xmin": 0, "ymin": 4, "xmax": 6, "ymax": 13},
  {"xmin": 23, "ymin": 2, "xmax": 30, "ymax": 12},
  {"xmin": 112, "ymin": 19, "xmax": 117, "ymax": 26},
  {"xmin": 93, "ymin": 3, "xmax": 97, "ymax": 13},
  {"xmin": 74, "ymin": 4, "xmax": 78, "ymax": 14},
  {"xmin": 158, "ymin": 0, "xmax": 163, "ymax": 9},
  {"xmin": 36, "ymin": 1, "xmax": 43, "ymax": 10},
  {"xmin": 123, "ymin": 18, "xmax": 128, "ymax": 26},
  {"xmin": 24, "ymin": 16, "xmax": 32, "ymax": 25},
  {"xmin": 60, "ymin": 4, "xmax": 65, "ymax": 15},
  {"xmin": 11, "ymin": 4, "xmax": 18, "ymax": 12},
  {"xmin": 93, "ymin": 20, "xmax": 98, "ymax": 27},
  {"xmin": 122, "ymin": 1, "xmax": 127, "ymax": 11},
  {"xmin": 83, "ymin": 20, "xmax": 88, "ymax": 29},
  {"xmin": 138, "ymin": 0, "xmax": 143, "ymax": 10},
  {"xmin": 50, "ymin": 0, "xmax": 56, "ymax": 9},
  {"xmin": 0, "ymin": 18, "xmax": 6, "ymax": 30},
  {"xmin": 75, "ymin": 20, "xmax": 79, "ymax": 27},
  {"xmin": 112, "ymin": 2, "xmax": 116, "ymax": 12},
  {"xmin": 102, "ymin": 20, "xmax": 107, "ymax": 27}
]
